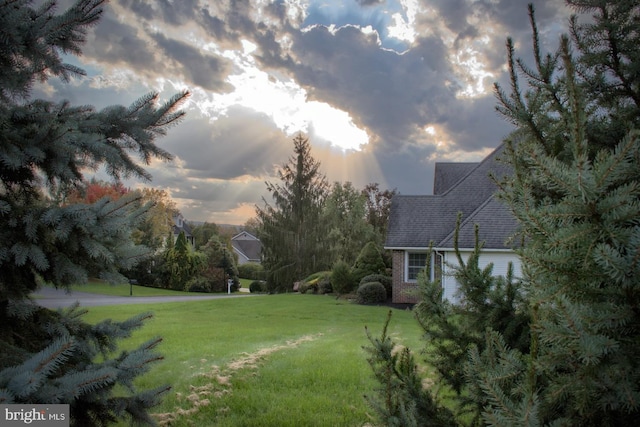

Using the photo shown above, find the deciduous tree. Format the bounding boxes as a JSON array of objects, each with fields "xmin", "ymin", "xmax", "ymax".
[
  {"xmin": 362, "ymin": 182, "xmax": 397, "ymax": 241},
  {"xmin": 190, "ymin": 222, "xmax": 220, "ymax": 250},
  {"xmin": 64, "ymin": 178, "xmax": 129, "ymax": 205},
  {"xmin": 323, "ymin": 181, "xmax": 375, "ymax": 266}
]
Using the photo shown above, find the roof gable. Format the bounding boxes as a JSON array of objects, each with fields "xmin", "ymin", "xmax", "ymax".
[
  {"xmin": 385, "ymin": 143, "xmax": 514, "ymax": 249},
  {"xmin": 232, "ymin": 239, "xmax": 262, "ymax": 261},
  {"xmin": 438, "ymin": 196, "xmax": 519, "ymax": 249},
  {"xmin": 433, "ymin": 162, "xmax": 478, "ymax": 195},
  {"xmin": 231, "ymin": 231, "xmax": 259, "ymax": 241}
]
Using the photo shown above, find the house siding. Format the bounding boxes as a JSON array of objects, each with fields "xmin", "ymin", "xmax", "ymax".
[{"xmin": 441, "ymin": 250, "xmax": 522, "ymax": 303}]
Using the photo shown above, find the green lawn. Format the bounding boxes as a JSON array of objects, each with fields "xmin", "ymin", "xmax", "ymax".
[
  {"xmin": 52, "ymin": 280, "xmax": 196, "ymax": 296},
  {"xmin": 238, "ymin": 277, "xmax": 254, "ymax": 290},
  {"xmin": 81, "ymin": 294, "xmax": 424, "ymax": 426}
]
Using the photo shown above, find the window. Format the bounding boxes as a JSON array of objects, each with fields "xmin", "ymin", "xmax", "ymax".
[{"xmin": 407, "ymin": 252, "xmax": 428, "ymax": 281}]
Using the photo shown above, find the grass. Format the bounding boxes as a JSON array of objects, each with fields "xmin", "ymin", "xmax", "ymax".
[
  {"xmin": 52, "ymin": 280, "xmax": 196, "ymax": 296},
  {"xmin": 81, "ymin": 293, "xmax": 424, "ymax": 426},
  {"xmin": 55, "ymin": 278, "xmax": 256, "ymax": 295},
  {"xmin": 238, "ymin": 277, "xmax": 254, "ymax": 290}
]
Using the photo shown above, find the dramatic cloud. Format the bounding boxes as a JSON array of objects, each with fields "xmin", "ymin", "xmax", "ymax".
[{"xmin": 42, "ymin": 0, "xmax": 577, "ymax": 224}]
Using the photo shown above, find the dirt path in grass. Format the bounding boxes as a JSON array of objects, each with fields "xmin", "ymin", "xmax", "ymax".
[{"xmin": 153, "ymin": 333, "xmax": 323, "ymax": 426}]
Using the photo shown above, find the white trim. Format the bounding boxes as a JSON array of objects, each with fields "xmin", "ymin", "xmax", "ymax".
[
  {"xmin": 432, "ymin": 247, "xmax": 515, "ymax": 253},
  {"xmin": 404, "ymin": 250, "xmax": 429, "ymax": 283},
  {"xmin": 385, "ymin": 246, "xmax": 431, "ymax": 251},
  {"xmin": 387, "ymin": 246, "xmax": 515, "ymax": 253},
  {"xmin": 231, "ymin": 231, "xmax": 259, "ymax": 241}
]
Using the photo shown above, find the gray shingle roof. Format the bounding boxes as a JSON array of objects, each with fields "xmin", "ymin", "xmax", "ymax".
[
  {"xmin": 438, "ymin": 196, "xmax": 519, "ymax": 249},
  {"xmin": 433, "ymin": 162, "xmax": 478, "ymax": 195},
  {"xmin": 385, "ymin": 143, "xmax": 514, "ymax": 249},
  {"xmin": 232, "ymin": 239, "xmax": 262, "ymax": 262}
]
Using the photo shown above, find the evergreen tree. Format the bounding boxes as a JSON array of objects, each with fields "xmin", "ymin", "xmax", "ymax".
[
  {"xmin": 164, "ymin": 231, "xmax": 199, "ymax": 291},
  {"xmin": 363, "ymin": 311, "xmax": 456, "ymax": 427},
  {"xmin": 365, "ymin": 4, "xmax": 640, "ymax": 426},
  {"xmin": 256, "ymin": 133, "xmax": 330, "ymax": 292},
  {"xmin": 468, "ymin": 2, "xmax": 640, "ymax": 425},
  {"xmin": 351, "ymin": 241, "xmax": 387, "ymax": 284},
  {"xmin": 411, "ymin": 218, "xmax": 528, "ymax": 426},
  {"xmin": 0, "ymin": 1, "xmax": 187, "ymax": 425}
]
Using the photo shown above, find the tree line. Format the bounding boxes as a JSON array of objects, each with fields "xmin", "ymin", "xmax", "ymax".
[{"xmin": 256, "ymin": 133, "xmax": 396, "ymax": 293}]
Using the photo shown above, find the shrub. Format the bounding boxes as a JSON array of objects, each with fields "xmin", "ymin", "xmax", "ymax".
[
  {"xmin": 317, "ymin": 274, "xmax": 333, "ymax": 294},
  {"xmin": 357, "ymin": 282, "xmax": 387, "ymax": 304},
  {"xmin": 187, "ymin": 276, "xmax": 213, "ymax": 293},
  {"xmin": 359, "ymin": 274, "xmax": 392, "ymax": 299},
  {"xmin": 302, "ymin": 271, "xmax": 331, "ymax": 283},
  {"xmin": 332, "ymin": 261, "xmax": 354, "ymax": 294},
  {"xmin": 298, "ymin": 271, "xmax": 331, "ymax": 294},
  {"xmin": 300, "ymin": 281, "xmax": 318, "ymax": 294},
  {"xmin": 352, "ymin": 242, "xmax": 386, "ymax": 284},
  {"xmin": 238, "ymin": 263, "xmax": 265, "ymax": 280},
  {"xmin": 249, "ymin": 280, "xmax": 266, "ymax": 293}
]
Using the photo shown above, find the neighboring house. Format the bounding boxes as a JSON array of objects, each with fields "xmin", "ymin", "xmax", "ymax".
[
  {"xmin": 384, "ymin": 143, "xmax": 521, "ymax": 303},
  {"xmin": 231, "ymin": 231, "xmax": 262, "ymax": 265},
  {"xmin": 172, "ymin": 213, "xmax": 195, "ymax": 247}
]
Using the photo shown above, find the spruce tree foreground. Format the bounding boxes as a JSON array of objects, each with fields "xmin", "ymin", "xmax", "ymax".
[
  {"xmin": 0, "ymin": 2, "xmax": 188, "ymax": 425},
  {"xmin": 365, "ymin": 2, "xmax": 640, "ymax": 426}
]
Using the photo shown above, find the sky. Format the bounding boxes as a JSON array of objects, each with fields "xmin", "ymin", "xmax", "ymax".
[{"xmin": 38, "ymin": 0, "xmax": 576, "ymax": 225}]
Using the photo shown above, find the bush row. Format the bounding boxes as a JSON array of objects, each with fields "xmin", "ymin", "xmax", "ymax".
[{"xmin": 237, "ymin": 263, "xmax": 265, "ymax": 280}]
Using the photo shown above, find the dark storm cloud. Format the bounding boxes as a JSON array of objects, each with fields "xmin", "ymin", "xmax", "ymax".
[
  {"xmin": 423, "ymin": 0, "xmax": 570, "ymax": 68},
  {"xmin": 88, "ymin": 13, "xmax": 156, "ymax": 69},
  {"xmin": 155, "ymin": 0, "xmax": 200, "ymax": 25},
  {"xmin": 118, "ymin": 0, "xmax": 200, "ymax": 25},
  {"xmin": 261, "ymin": 23, "xmax": 462, "ymax": 151},
  {"xmin": 249, "ymin": 0, "xmax": 576, "ymax": 158},
  {"xmin": 158, "ymin": 108, "xmax": 291, "ymax": 181},
  {"xmin": 150, "ymin": 33, "xmax": 234, "ymax": 92},
  {"xmin": 374, "ymin": 148, "xmax": 438, "ymax": 194},
  {"xmin": 441, "ymin": 96, "xmax": 513, "ymax": 150},
  {"xmin": 117, "ymin": 0, "xmax": 156, "ymax": 20},
  {"xmin": 44, "ymin": 0, "xmax": 581, "ymax": 223}
]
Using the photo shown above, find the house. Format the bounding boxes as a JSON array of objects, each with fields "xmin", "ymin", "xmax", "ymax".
[
  {"xmin": 384, "ymin": 143, "xmax": 521, "ymax": 303},
  {"xmin": 231, "ymin": 231, "xmax": 262, "ymax": 265},
  {"xmin": 172, "ymin": 213, "xmax": 195, "ymax": 247}
]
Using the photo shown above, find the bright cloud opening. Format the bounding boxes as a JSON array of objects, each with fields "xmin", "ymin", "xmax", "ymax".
[
  {"xmin": 194, "ymin": 42, "xmax": 369, "ymax": 152},
  {"xmin": 387, "ymin": 0, "xmax": 419, "ymax": 44},
  {"xmin": 453, "ymin": 45, "xmax": 494, "ymax": 99}
]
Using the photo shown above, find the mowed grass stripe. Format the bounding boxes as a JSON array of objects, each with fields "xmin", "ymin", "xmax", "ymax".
[{"xmin": 81, "ymin": 294, "xmax": 423, "ymax": 426}]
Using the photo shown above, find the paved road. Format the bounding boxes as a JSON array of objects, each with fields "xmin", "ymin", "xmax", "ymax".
[{"xmin": 33, "ymin": 286, "xmax": 256, "ymax": 309}]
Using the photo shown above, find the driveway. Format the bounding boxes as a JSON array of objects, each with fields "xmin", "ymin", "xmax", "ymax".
[{"xmin": 33, "ymin": 286, "xmax": 257, "ymax": 309}]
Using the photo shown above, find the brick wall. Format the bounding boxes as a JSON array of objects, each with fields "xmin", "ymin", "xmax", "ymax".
[{"xmin": 391, "ymin": 250, "xmax": 420, "ymax": 303}]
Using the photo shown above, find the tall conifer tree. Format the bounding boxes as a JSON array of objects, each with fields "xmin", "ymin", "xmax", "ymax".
[
  {"xmin": 0, "ymin": 1, "xmax": 188, "ymax": 425},
  {"xmin": 256, "ymin": 134, "xmax": 329, "ymax": 292},
  {"xmin": 469, "ymin": 2, "xmax": 640, "ymax": 425}
]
